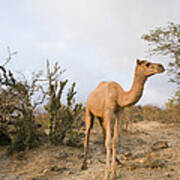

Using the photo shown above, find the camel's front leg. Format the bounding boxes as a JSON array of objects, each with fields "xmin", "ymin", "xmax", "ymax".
[
  {"xmin": 111, "ymin": 117, "xmax": 118, "ymax": 179},
  {"xmin": 104, "ymin": 109, "xmax": 112, "ymax": 180},
  {"xmin": 81, "ymin": 109, "xmax": 93, "ymax": 170}
]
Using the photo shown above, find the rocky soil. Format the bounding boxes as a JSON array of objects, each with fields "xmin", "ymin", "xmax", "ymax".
[{"xmin": 1, "ymin": 121, "xmax": 180, "ymax": 180}]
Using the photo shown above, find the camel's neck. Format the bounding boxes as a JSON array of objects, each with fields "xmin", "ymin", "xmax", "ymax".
[{"xmin": 120, "ymin": 70, "xmax": 147, "ymax": 107}]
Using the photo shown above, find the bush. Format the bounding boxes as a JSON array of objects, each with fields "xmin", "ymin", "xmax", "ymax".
[
  {"xmin": 45, "ymin": 60, "xmax": 84, "ymax": 145},
  {"xmin": 0, "ymin": 61, "xmax": 44, "ymax": 152}
]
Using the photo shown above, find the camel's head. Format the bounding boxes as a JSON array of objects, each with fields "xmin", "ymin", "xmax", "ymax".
[{"xmin": 136, "ymin": 59, "xmax": 165, "ymax": 77}]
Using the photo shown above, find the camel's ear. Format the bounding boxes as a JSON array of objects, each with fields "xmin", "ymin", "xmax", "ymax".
[{"xmin": 136, "ymin": 59, "xmax": 141, "ymax": 65}]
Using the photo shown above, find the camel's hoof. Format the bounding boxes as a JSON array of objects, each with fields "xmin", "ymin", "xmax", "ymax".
[{"xmin": 81, "ymin": 163, "xmax": 88, "ymax": 170}]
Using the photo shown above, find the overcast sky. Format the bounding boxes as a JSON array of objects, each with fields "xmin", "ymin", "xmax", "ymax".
[{"xmin": 0, "ymin": 0, "xmax": 179, "ymax": 107}]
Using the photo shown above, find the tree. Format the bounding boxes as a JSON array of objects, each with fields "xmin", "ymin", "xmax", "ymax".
[{"xmin": 142, "ymin": 22, "xmax": 180, "ymax": 104}]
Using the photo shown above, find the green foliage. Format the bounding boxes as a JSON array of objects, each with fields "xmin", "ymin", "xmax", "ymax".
[
  {"xmin": 142, "ymin": 22, "xmax": 180, "ymax": 87},
  {"xmin": 9, "ymin": 109, "xmax": 40, "ymax": 152},
  {"xmin": 142, "ymin": 22, "xmax": 180, "ymax": 107}
]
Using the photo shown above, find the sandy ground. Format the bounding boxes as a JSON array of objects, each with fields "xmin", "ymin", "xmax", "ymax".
[{"xmin": 0, "ymin": 121, "xmax": 180, "ymax": 180}]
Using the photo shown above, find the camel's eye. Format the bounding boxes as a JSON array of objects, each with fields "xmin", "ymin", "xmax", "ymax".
[{"xmin": 146, "ymin": 63, "xmax": 151, "ymax": 67}]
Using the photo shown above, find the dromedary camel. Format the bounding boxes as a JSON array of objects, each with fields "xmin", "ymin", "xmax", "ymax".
[{"xmin": 81, "ymin": 59, "xmax": 165, "ymax": 180}]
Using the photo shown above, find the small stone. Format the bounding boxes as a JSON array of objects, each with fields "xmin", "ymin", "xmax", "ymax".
[
  {"xmin": 149, "ymin": 159, "xmax": 165, "ymax": 168},
  {"xmin": 165, "ymin": 172, "xmax": 172, "ymax": 178},
  {"xmin": 124, "ymin": 152, "xmax": 132, "ymax": 158},
  {"xmin": 66, "ymin": 170, "xmax": 73, "ymax": 175},
  {"xmin": 67, "ymin": 162, "xmax": 73, "ymax": 166},
  {"xmin": 58, "ymin": 152, "xmax": 68, "ymax": 159},
  {"xmin": 44, "ymin": 129, "xmax": 50, "ymax": 135},
  {"xmin": 42, "ymin": 169, "xmax": 48, "ymax": 174},
  {"xmin": 151, "ymin": 141, "xmax": 169, "ymax": 151}
]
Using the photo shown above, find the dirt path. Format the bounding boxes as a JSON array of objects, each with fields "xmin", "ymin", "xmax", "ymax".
[{"xmin": 1, "ymin": 121, "xmax": 180, "ymax": 180}]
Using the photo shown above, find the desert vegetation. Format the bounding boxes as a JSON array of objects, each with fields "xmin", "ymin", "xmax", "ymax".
[
  {"xmin": 0, "ymin": 52, "xmax": 85, "ymax": 152},
  {"xmin": 0, "ymin": 50, "xmax": 179, "ymax": 153}
]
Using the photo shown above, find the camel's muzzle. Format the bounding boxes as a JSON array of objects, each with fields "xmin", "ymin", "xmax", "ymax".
[{"xmin": 158, "ymin": 64, "xmax": 165, "ymax": 73}]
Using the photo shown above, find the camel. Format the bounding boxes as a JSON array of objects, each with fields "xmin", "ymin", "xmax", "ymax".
[{"xmin": 81, "ymin": 59, "xmax": 165, "ymax": 180}]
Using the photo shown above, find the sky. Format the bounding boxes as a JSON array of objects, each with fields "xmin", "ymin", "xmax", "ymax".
[{"xmin": 0, "ymin": 0, "xmax": 179, "ymax": 107}]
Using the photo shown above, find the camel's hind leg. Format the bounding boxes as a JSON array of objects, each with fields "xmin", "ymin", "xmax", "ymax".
[
  {"xmin": 81, "ymin": 108, "xmax": 94, "ymax": 170},
  {"xmin": 98, "ymin": 117, "xmax": 106, "ymax": 145}
]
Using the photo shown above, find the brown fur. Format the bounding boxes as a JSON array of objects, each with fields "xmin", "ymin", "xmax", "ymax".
[{"xmin": 81, "ymin": 59, "xmax": 165, "ymax": 180}]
